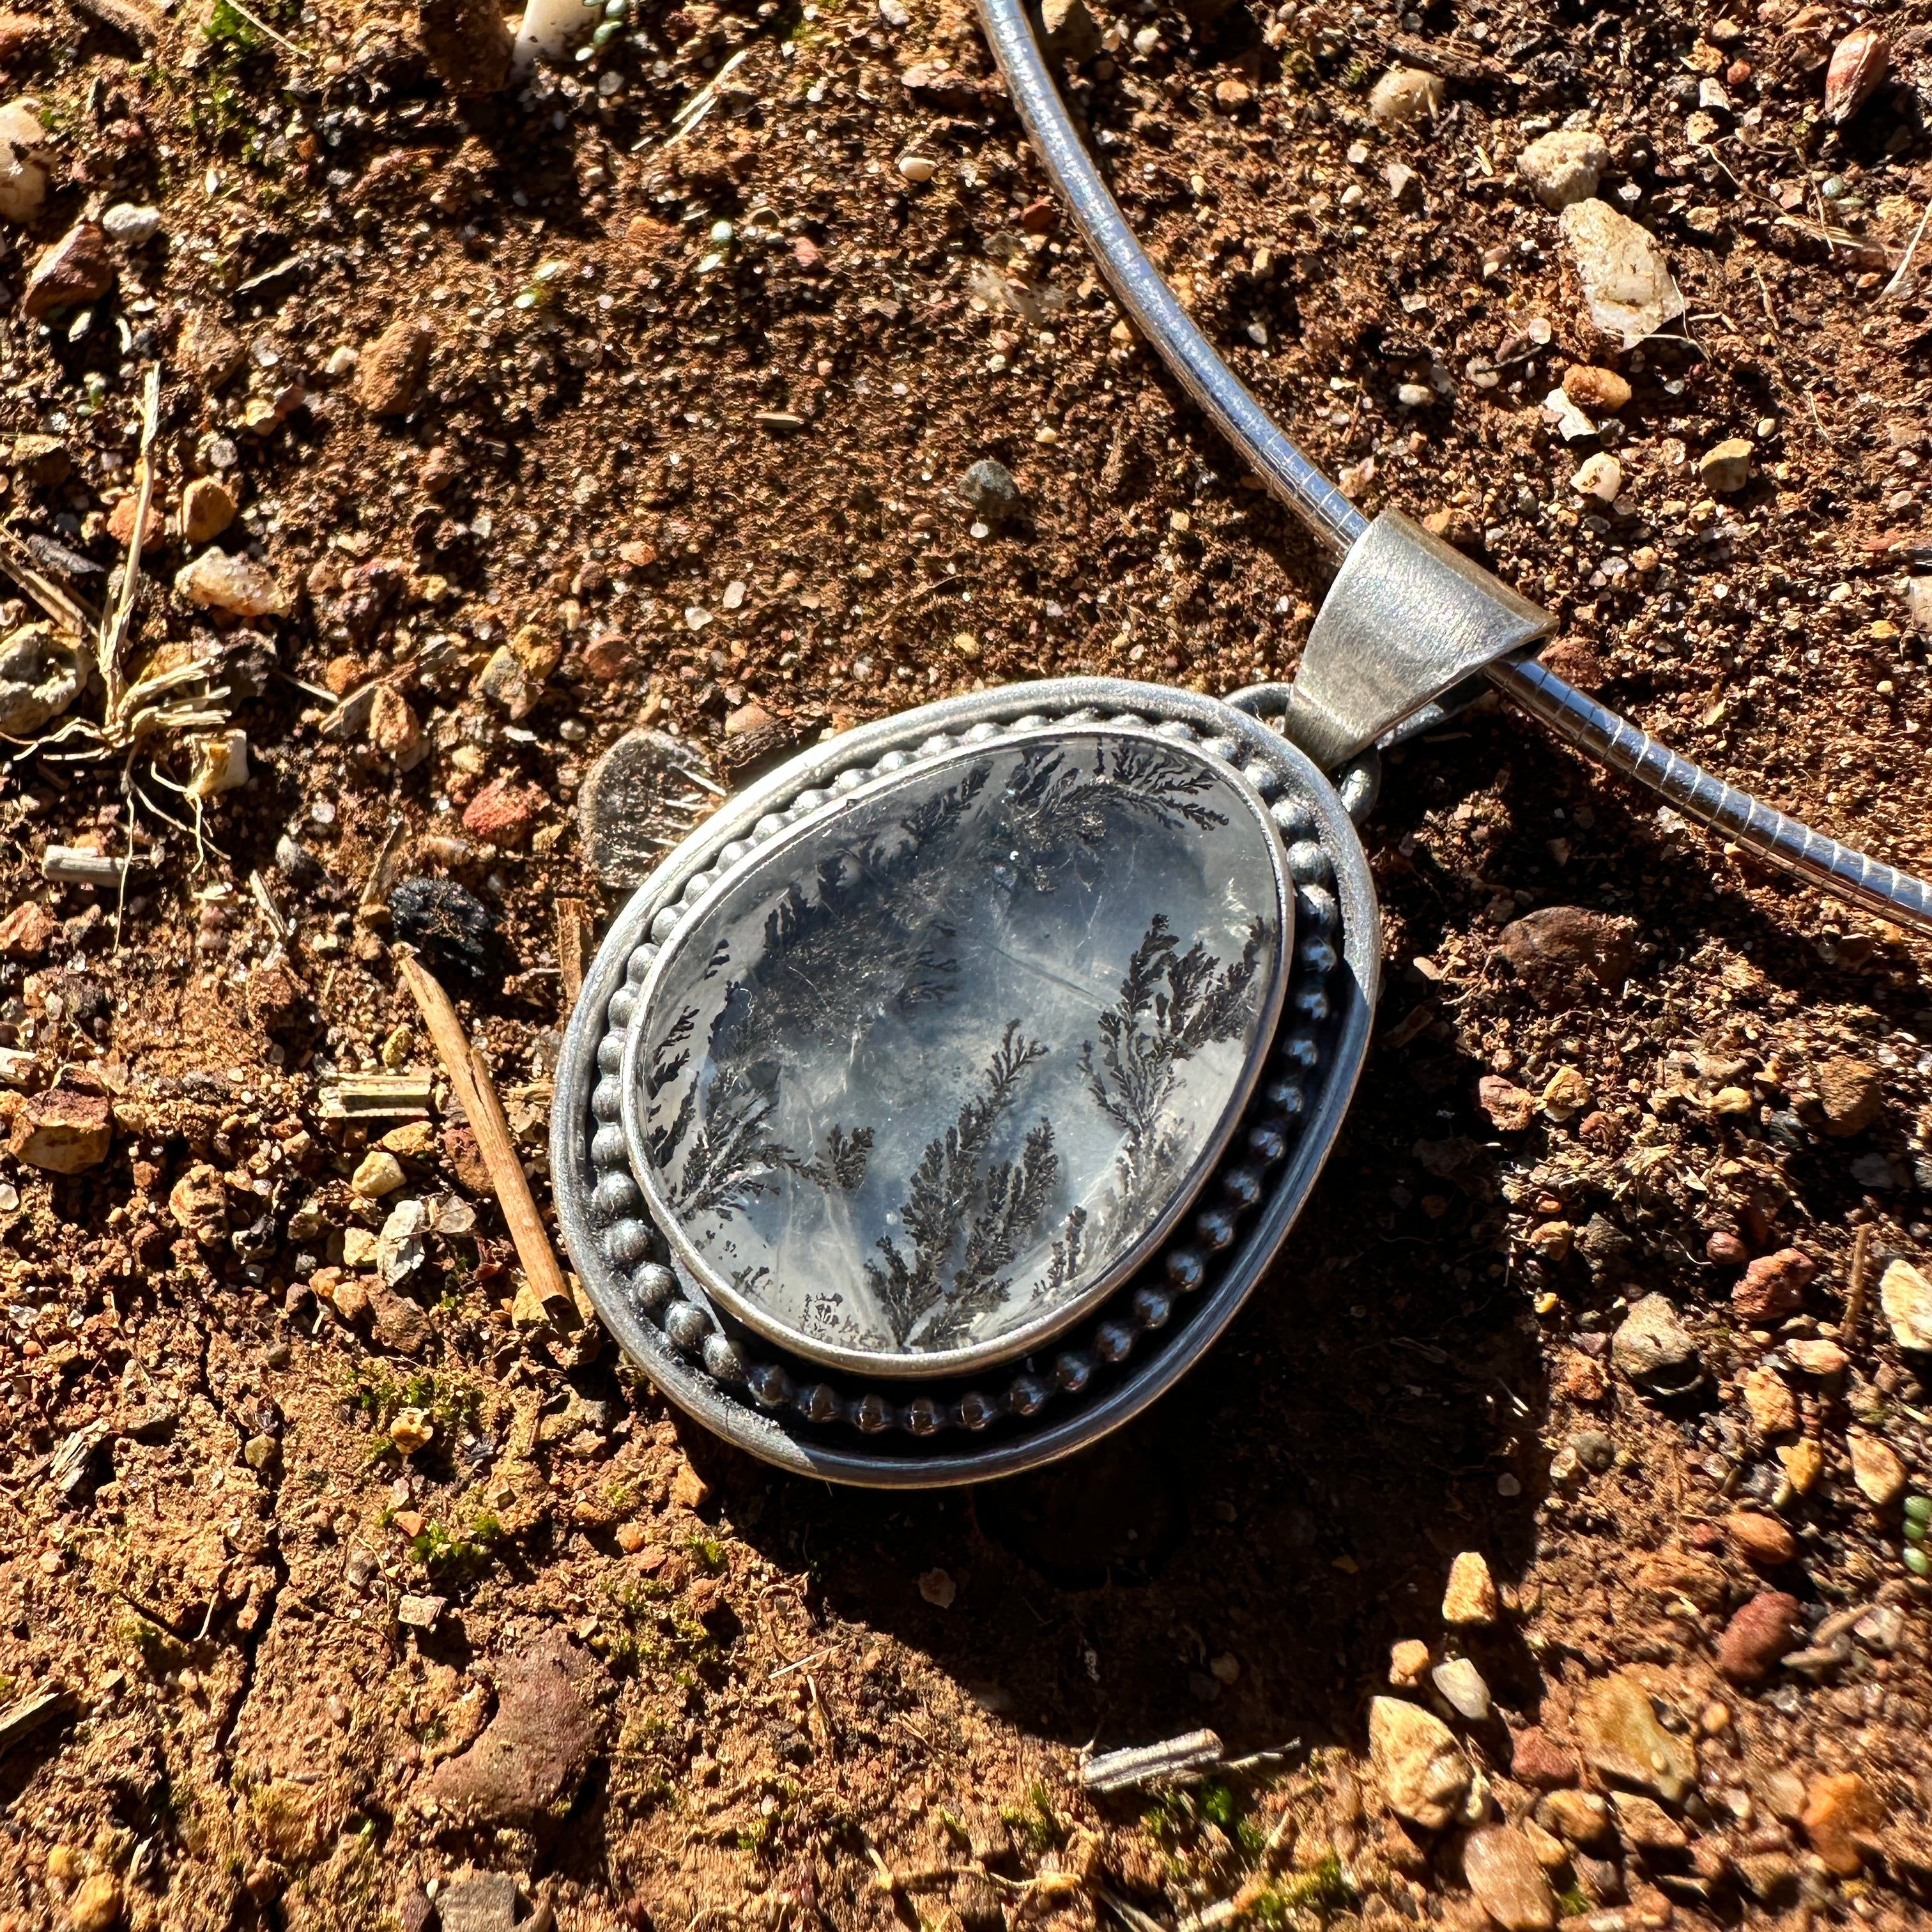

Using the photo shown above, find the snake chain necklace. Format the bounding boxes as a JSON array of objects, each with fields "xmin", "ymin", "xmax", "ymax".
[{"xmin": 550, "ymin": 2, "xmax": 1932, "ymax": 1485}]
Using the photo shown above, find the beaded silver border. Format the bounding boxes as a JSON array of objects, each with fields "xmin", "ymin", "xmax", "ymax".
[{"xmin": 551, "ymin": 680, "xmax": 1381, "ymax": 1487}]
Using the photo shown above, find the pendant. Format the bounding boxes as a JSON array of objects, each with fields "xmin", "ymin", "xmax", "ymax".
[{"xmin": 554, "ymin": 682, "xmax": 1379, "ymax": 1484}]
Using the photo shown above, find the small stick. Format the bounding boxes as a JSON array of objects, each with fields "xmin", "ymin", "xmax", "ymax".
[
  {"xmin": 556, "ymin": 897, "xmax": 588, "ymax": 1009},
  {"xmin": 1845, "ymin": 1223, "xmax": 1872, "ymax": 1346},
  {"xmin": 1884, "ymin": 200, "xmax": 1932, "ymax": 298},
  {"xmin": 398, "ymin": 951, "xmax": 572, "ymax": 1305},
  {"xmin": 359, "ymin": 816, "xmax": 407, "ymax": 909}
]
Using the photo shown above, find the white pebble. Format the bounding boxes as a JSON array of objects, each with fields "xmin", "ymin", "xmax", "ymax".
[
  {"xmin": 1571, "ymin": 452, "xmax": 1623, "ymax": 503},
  {"xmin": 896, "ymin": 153, "xmax": 936, "ymax": 183},
  {"xmin": 102, "ymin": 201, "xmax": 162, "ymax": 244},
  {"xmin": 323, "ymin": 346, "xmax": 359, "ymax": 381}
]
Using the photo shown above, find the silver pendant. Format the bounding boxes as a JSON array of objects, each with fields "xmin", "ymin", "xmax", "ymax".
[
  {"xmin": 555, "ymin": 682, "xmax": 1378, "ymax": 1484},
  {"xmin": 556, "ymin": 0, "xmax": 1932, "ymax": 1487}
]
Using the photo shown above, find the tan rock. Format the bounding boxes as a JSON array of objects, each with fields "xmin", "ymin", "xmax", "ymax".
[
  {"xmin": 1460, "ymin": 1825, "xmax": 1555, "ymax": 1932},
  {"xmin": 1368, "ymin": 66, "xmax": 1444, "ymax": 130},
  {"xmin": 1726, "ymin": 1511, "xmax": 1797, "ymax": 1566},
  {"xmin": 1742, "ymin": 1365, "xmax": 1799, "ymax": 1436},
  {"xmin": 1540, "ymin": 1065, "xmax": 1592, "ymax": 1119},
  {"xmin": 1611, "ymin": 1791, "xmax": 1687, "ymax": 1850},
  {"xmin": 1848, "ymin": 1430, "xmax": 1905, "ymax": 1507},
  {"xmin": 69, "ymin": 1871, "xmax": 121, "ymax": 1932},
  {"xmin": 671, "ymin": 1461, "xmax": 712, "ymax": 1510},
  {"xmin": 177, "ymin": 308, "xmax": 246, "ymax": 388},
  {"xmin": 390, "ymin": 1408, "xmax": 434, "ymax": 1455},
  {"xmin": 174, "ymin": 550, "xmax": 287, "ymax": 618},
  {"xmin": 350, "ymin": 1150, "xmax": 406, "ymax": 1199},
  {"xmin": 1368, "ymin": 1696, "xmax": 1472, "ymax": 1830},
  {"xmin": 1786, "ymin": 1337, "xmax": 1846, "ymax": 1377},
  {"xmin": 0, "ymin": 97, "xmax": 50, "ymax": 227},
  {"xmin": 1814, "ymin": 1054, "xmax": 1882, "ymax": 1135},
  {"xmin": 22, "ymin": 220, "xmax": 112, "ymax": 320},
  {"xmin": 1801, "ymin": 1771, "xmax": 1884, "ymax": 1875},
  {"xmin": 1536, "ymin": 1788, "xmax": 1612, "ymax": 1849},
  {"xmin": 179, "ymin": 475, "xmax": 236, "ymax": 544},
  {"xmin": 1519, "ymin": 128, "xmax": 1609, "ymax": 210},
  {"xmin": 1778, "ymin": 1438, "xmax": 1824, "ymax": 1494},
  {"xmin": 1477, "ymin": 1075, "xmax": 1536, "ymax": 1132},
  {"xmin": 107, "ymin": 492, "xmax": 164, "ymax": 549},
  {"xmin": 1388, "ymin": 1638, "xmax": 1431, "ymax": 1687},
  {"xmin": 369, "ymin": 684, "xmax": 428, "ymax": 770},
  {"xmin": 1560, "ymin": 197, "xmax": 1684, "ymax": 349},
  {"xmin": 1561, "ymin": 364, "xmax": 1632, "ymax": 412},
  {"xmin": 7, "ymin": 1087, "xmax": 111, "ymax": 1173},
  {"xmin": 1442, "ymin": 1550, "xmax": 1499, "ymax": 1626},
  {"xmin": 0, "ymin": 898, "xmax": 55, "ymax": 958},
  {"xmin": 355, "ymin": 316, "xmax": 435, "ymax": 416},
  {"xmin": 1575, "ymin": 1673, "xmax": 1696, "ymax": 1804},
  {"xmin": 1698, "ymin": 438, "xmax": 1754, "ymax": 494}
]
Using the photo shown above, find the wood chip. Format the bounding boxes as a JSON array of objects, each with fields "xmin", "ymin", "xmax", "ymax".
[
  {"xmin": 317, "ymin": 1071, "xmax": 434, "ymax": 1122},
  {"xmin": 0, "ymin": 1687, "xmax": 72, "ymax": 1758}
]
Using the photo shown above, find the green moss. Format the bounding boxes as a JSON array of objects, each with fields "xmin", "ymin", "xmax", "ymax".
[
  {"xmin": 1000, "ymin": 1782, "xmax": 1062, "ymax": 1855},
  {"xmin": 1250, "ymin": 1857, "xmax": 1353, "ymax": 1928}
]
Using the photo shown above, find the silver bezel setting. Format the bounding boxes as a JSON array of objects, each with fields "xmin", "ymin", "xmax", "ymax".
[
  {"xmin": 551, "ymin": 680, "xmax": 1381, "ymax": 1487},
  {"xmin": 617, "ymin": 721, "xmax": 1296, "ymax": 1382}
]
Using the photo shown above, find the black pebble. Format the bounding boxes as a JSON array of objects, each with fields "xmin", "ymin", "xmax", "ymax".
[{"xmin": 390, "ymin": 875, "xmax": 497, "ymax": 984}]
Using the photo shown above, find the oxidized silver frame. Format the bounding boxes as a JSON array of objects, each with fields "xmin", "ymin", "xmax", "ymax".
[{"xmin": 553, "ymin": 679, "xmax": 1379, "ymax": 1486}]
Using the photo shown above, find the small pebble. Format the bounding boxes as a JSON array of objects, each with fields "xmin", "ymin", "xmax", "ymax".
[
  {"xmin": 1442, "ymin": 1550, "xmax": 1499, "ymax": 1627},
  {"xmin": 101, "ymin": 201, "xmax": 161, "ymax": 243},
  {"xmin": 351, "ymin": 1150, "xmax": 406, "ymax": 1199},
  {"xmin": 1431, "ymin": 1655, "xmax": 1492, "ymax": 1721},
  {"xmin": 1570, "ymin": 453, "xmax": 1622, "ymax": 503}
]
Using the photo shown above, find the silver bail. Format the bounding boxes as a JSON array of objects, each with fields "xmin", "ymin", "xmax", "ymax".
[{"xmin": 1281, "ymin": 509, "xmax": 1556, "ymax": 770}]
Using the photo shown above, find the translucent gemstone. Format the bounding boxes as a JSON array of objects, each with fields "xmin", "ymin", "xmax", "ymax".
[{"xmin": 625, "ymin": 726, "xmax": 1289, "ymax": 1377}]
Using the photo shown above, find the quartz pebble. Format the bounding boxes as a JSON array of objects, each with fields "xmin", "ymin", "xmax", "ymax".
[
  {"xmin": 1519, "ymin": 128, "xmax": 1610, "ymax": 210},
  {"xmin": 1432, "ymin": 1656, "xmax": 1492, "ymax": 1721},
  {"xmin": 1368, "ymin": 1696, "xmax": 1473, "ymax": 1829},
  {"xmin": 1560, "ymin": 198, "xmax": 1684, "ymax": 349},
  {"xmin": 1368, "ymin": 66, "xmax": 1444, "ymax": 130},
  {"xmin": 175, "ymin": 550, "xmax": 288, "ymax": 618},
  {"xmin": 1880, "ymin": 1257, "xmax": 1932, "ymax": 1351},
  {"xmin": 101, "ymin": 201, "xmax": 161, "ymax": 243},
  {"xmin": 1461, "ymin": 1825, "xmax": 1556, "ymax": 1932},
  {"xmin": 1442, "ymin": 1551, "xmax": 1499, "ymax": 1627},
  {"xmin": 1576, "ymin": 452, "xmax": 1623, "ymax": 506}
]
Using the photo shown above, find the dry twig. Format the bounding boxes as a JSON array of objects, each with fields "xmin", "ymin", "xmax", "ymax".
[{"xmin": 399, "ymin": 951, "xmax": 573, "ymax": 1306}]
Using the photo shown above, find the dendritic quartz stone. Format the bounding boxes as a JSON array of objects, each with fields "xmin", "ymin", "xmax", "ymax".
[{"xmin": 621, "ymin": 727, "xmax": 1291, "ymax": 1377}]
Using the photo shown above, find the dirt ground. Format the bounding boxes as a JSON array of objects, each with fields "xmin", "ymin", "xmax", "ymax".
[{"xmin": 3, "ymin": 0, "xmax": 1932, "ymax": 1926}]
